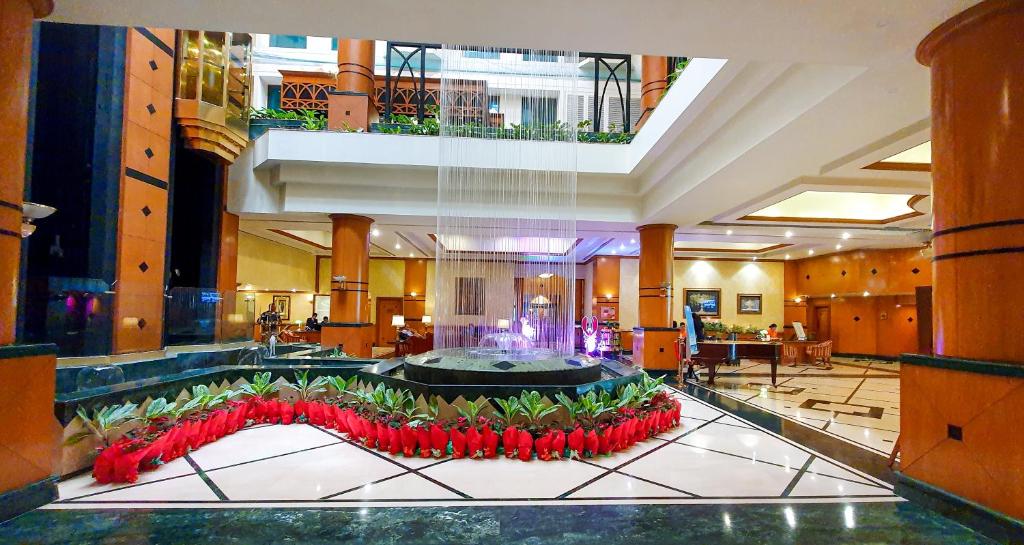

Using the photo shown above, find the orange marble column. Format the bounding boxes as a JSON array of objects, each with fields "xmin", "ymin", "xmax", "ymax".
[
  {"xmin": 634, "ymin": 224, "xmax": 677, "ymax": 369},
  {"xmin": 0, "ymin": 0, "xmax": 51, "ymax": 345},
  {"xmin": 920, "ymin": 0, "xmax": 1024, "ymax": 364},
  {"xmin": 322, "ymin": 214, "xmax": 374, "ymax": 356},
  {"xmin": 898, "ymin": 0, "xmax": 1024, "ymax": 524},
  {"xmin": 637, "ymin": 56, "xmax": 668, "ymax": 129},
  {"xmin": 404, "ymin": 258, "xmax": 427, "ymax": 326},
  {"xmin": 328, "ymin": 39, "xmax": 375, "ymax": 131}
]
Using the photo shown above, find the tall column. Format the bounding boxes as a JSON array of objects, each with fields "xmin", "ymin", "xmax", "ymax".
[
  {"xmin": 322, "ymin": 214, "xmax": 374, "ymax": 356},
  {"xmin": 0, "ymin": 0, "xmax": 62, "ymax": 521},
  {"xmin": 328, "ymin": 39, "xmax": 375, "ymax": 131},
  {"xmin": 900, "ymin": 0, "xmax": 1024, "ymax": 524},
  {"xmin": 403, "ymin": 258, "xmax": 427, "ymax": 328},
  {"xmin": 633, "ymin": 224, "xmax": 677, "ymax": 369},
  {"xmin": 637, "ymin": 56, "xmax": 668, "ymax": 130}
]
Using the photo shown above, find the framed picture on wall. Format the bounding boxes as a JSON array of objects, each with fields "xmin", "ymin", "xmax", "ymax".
[
  {"xmin": 684, "ymin": 288, "xmax": 721, "ymax": 318},
  {"xmin": 272, "ymin": 295, "xmax": 291, "ymax": 321},
  {"xmin": 737, "ymin": 293, "xmax": 763, "ymax": 315}
]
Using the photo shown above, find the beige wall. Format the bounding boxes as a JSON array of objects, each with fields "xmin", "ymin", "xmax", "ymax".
[
  {"xmin": 368, "ymin": 259, "xmax": 405, "ymax": 323},
  {"xmin": 619, "ymin": 258, "xmax": 639, "ymax": 330},
  {"xmin": 238, "ymin": 232, "xmax": 316, "ymax": 292},
  {"xmin": 673, "ymin": 259, "xmax": 785, "ymax": 329}
]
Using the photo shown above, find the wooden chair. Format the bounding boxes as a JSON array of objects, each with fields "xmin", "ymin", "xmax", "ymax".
[
  {"xmin": 783, "ymin": 343, "xmax": 800, "ymax": 366},
  {"xmin": 806, "ymin": 340, "xmax": 833, "ymax": 369}
]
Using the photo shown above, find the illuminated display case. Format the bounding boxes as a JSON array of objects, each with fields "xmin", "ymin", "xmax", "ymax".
[{"xmin": 175, "ymin": 30, "xmax": 252, "ymax": 163}]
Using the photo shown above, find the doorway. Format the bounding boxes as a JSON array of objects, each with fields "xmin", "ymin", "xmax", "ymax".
[
  {"xmin": 375, "ymin": 297, "xmax": 404, "ymax": 347},
  {"xmin": 815, "ymin": 306, "xmax": 831, "ymax": 341}
]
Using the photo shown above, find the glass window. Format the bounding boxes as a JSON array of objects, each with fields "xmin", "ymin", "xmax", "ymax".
[
  {"xmin": 177, "ymin": 30, "xmax": 200, "ymax": 99},
  {"xmin": 270, "ymin": 35, "xmax": 308, "ymax": 49},
  {"xmin": 523, "ymin": 52, "xmax": 558, "ymax": 62},
  {"xmin": 521, "ymin": 97, "xmax": 557, "ymax": 126},
  {"xmin": 267, "ymin": 85, "xmax": 281, "ymax": 110},
  {"xmin": 200, "ymin": 31, "xmax": 226, "ymax": 106},
  {"xmin": 464, "ymin": 50, "xmax": 499, "ymax": 59},
  {"xmin": 487, "ymin": 95, "xmax": 500, "ymax": 113}
]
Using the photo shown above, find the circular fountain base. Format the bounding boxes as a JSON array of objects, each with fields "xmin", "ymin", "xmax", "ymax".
[{"xmin": 404, "ymin": 349, "xmax": 603, "ymax": 386}]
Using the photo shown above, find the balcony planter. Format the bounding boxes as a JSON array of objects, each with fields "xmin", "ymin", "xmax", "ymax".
[
  {"xmin": 578, "ymin": 131, "xmax": 635, "ymax": 144},
  {"xmin": 249, "ymin": 118, "xmax": 305, "ymax": 139}
]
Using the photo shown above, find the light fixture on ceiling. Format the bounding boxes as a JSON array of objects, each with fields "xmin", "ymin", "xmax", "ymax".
[
  {"xmin": 395, "ymin": 243, "xmax": 401, "ymax": 250},
  {"xmin": 619, "ymin": 243, "xmax": 625, "ymax": 249},
  {"xmin": 784, "ymin": 254, "xmax": 791, "ymax": 260},
  {"xmin": 808, "ymin": 249, "xmax": 815, "ymax": 255},
  {"xmin": 841, "ymin": 232, "xmax": 851, "ymax": 240},
  {"xmin": 752, "ymin": 257, "xmax": 757, "ymax": 261},
  {"xmin": 371, "ymin": 228, "xmax": 380, "ymax": 237},
  {"xmin": 409, "ymin": 253, "xmax": 414, "ymax": 257},
  {"xmin": 629, "ymin": 238, "xmax": 636, "ymax": 244},
  {"xmin": 605, "ymin": 293, "xmax": 613, "ymax": 300},
  {"xmin": 831, "ymin": 293, "xmax": 836, "ymax": 298},
  {"xmin": 726, "ymin": 229, "xmax": 733, "ymax": 236},
  {"xmin": 835, "ymin": 244, "xmax": 843, "ymax": 250},
  {"xmin": 21, "ymin": 201, "xmax": 56, "ymax": 238},
  {"xmin": 538, "ymin": 272, "xmax": 554, "ymax": 279},
  {"xmin": 785, "ymin": 231, "xmax": 794, "ymax": 238},
  {"xmin": 863, "ymin": 291, "xmax": 870, "ymax": 297},
  {"xmin": 610, "ymin": 249, "xmax": 617, "ymax": 254}
]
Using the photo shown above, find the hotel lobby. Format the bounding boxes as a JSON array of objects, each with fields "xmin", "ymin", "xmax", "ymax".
[{"xmin": 1, "ymin": 1, "xmax": 1022, "ymax": 543}]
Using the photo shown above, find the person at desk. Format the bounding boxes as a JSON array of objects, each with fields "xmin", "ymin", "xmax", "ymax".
[
  {"xmin": 305, "ymin": 313, "xmax": 319, "ymax": 330},
  {"xmin": 319, "ymin": 316, "xmax": 328, "ymax": 330},
  {"xmin": 767, "ymin": 323, "xmax": 781, "ymax": 340}
]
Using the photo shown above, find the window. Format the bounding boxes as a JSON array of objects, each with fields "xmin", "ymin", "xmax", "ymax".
[
  {"xmin": 523, "ymin": 52, "xmax": 558, "ymax": 62},
  {"xmin": 267, "ymin": 85, "xmax": 281, "ymax": 110},
  {"xmin": 464, "ymin": 50, "xmax": 499, "ymax": 59},
  {"xmin": 269, "ymin": 35, "xmax": 307, "ymax": 49},
  {"xmin": 487, "ymin": 95, "xmax": 500, "ymax": 113},
  {"xmin": 456, "ymin": 278, "xmax": 485, "ymax": 316},
  {"xmin": 521, "ymin": 97, "xmax": 557, "ymax": 126}
]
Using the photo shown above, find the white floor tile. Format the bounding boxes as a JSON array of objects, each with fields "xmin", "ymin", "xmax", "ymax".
[
  {"xmin": 567, "ymin": 471, "xmax": 688, "ymax": 499},
  {"xmin": 333, "ymin": 472, "xmax": 463, "ymax": 500},
  {"xmin": 188, "ymin": 424, "xmax": 340, "ymax": 470},
  {"xmin": 73, "ymin": 474, "xmax": 220, "ymax": 502},
  {"xmin": 676, "ymin": 422, "xmax": 811, "ymax": 469},
  {"xmin": 805, "ymin": 458, "xmax": 887, "ymax": 488},
  {"xmin": 586, "ymin": 437, "xmax": 671, "ymax": 468},
  {"xmin": 419, "ymin": 455, "xmax": 606, "ymax": 499},
  {"xmin": 206, "ymin": 442, "xmax": 404, "ymax": 500},
  {"xmin": 789, "ymin": 472, "xmax": 892, "ymax": 497},
  {"xmin": 59, "ymin": 457, "xmax": 195, "ymax": 501}
]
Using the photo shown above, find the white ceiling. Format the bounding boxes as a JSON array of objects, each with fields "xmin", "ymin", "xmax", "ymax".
[{"xmin": 47, "ymin": 0, "xmax": 971, "ymax": 261}]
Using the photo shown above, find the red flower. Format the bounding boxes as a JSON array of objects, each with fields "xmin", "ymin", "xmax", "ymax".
[
  {"xmin": 332, "ymin": 406, "xmax": 347, "ymax": 432},
  {"xmin": 549, "ymin": 429, "xmax": 565, "ymax": 460},
  {"xmin": 400, "ymin": 425, "xmax": 417, "ymax": 457},
  {"xmin": 416, "ymin": 425, "xmax": 432, "ymax": 458},
  {"xmin": 429, "ymin": 423, "xmax": 448, "ymax": 458},
  {"xmin": 567, "ymin": 427, "xmax": 584, "ymax": 459},
  {"xmin": 450, "ymin": 428, "xmax": 467, "ymax": 459},
  {"xmin": 517, "ymin": 430, "xmax": 533, "ymax": 461},
  {"xmin": 362, "ymin": 417, "xmax": 378, "ymax": 449},
  {"xmin": 596, "ymin": 429, "xmax": 610, "ymax": 455},
  {"xmin": 388, "ymin": 426, "xmax": 402, "ymax": 456},
  {"xmin": 308, "ymin": 402, "xmax": 325, "ymax": 426},
  {"xmin": 93, "ymin": 443, "xmax": 120, "ymax": 484},
  {"xmin": 345, "ymin": 410, "xmax": 361, "ymax": 439},
  {"xmin": 502, "ymin": 426, "xmax": 519, "ymax": 458},
  {"xmin": 376, "ymin": 422, "xmax": 390, "ymax": 452},
  {"xmin": 112, "ymin": 439, "xmax": 151, "ymax": 483},
  {"xmin": 482, "ymin": 426, "xmax": 499, "ymax": 458},
  {"xmin": 293, "ymin": 399, "xmax": 308, "ymax": 419},
  {"xmin": 466, "ymin": 427, "xmax": 483, "ymax": 459},
  {"xmin": 263, "ymin": 400, "xmax": 280, "ymax": 425},
  {"xmin": 159, "ymin": 427, "xmax": 180, "ymax": 463},
  {"xmin": 323, "ymin": 404, "xmax": 337, "ymax": 429},
  {"xmin": 280, "ymin": 402, "xmax": 295, "ymax": 425},
  {"xmin": 535, "ymin": 433, "xmax": 552, "ymax": 461}
]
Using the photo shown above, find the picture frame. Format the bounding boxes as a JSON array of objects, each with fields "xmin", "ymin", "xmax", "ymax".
[
  {"xmin": 272, "ymin": 295, "xmax": 291, "ymax": 321},
  {"xmin": 684, "ymin": 288, "xmax": 721, "ymax": 318},
  {"xmin": 737, "ymin": 293, "xmax": 763, "ymax": 315}
]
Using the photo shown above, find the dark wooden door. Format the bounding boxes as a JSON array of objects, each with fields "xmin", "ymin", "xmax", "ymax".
[
  {"xmin": 575, "ymin": 279, "xmax": 585, "ymax": 322},
  {"xmin": 815, "ymin": 306, "xmax": 831, "ymax": 341},
  {"xmin": 376, "ymin": 297, "xmax": 404, "ymax": 347}
]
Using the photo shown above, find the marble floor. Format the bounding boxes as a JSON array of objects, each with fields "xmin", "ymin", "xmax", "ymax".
[
  {"xmin": 701, "ymin": 357, "xmax": 900, "ymax": 456},
  {"xmin": 1, "ymin": 384, "xmax": 998, "ymax": 544}
]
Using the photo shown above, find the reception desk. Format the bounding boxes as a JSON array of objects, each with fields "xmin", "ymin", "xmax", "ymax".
[{"xmin": 691, "ymin": 340, "xmax": 782, "ymax": 386}]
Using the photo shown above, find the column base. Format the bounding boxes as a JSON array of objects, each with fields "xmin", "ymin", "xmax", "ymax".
[
  {"xmin": 321, "ymin": 322, "xmax": 374, "ymax": 358},
  {"xmin": 0, "ymin": 477, "xmax": 57, "ymax": 522},
  {"xmin": 632, "ymin": 327, "xmax": 678, "ymax": 370},
  {"xmin": 327, "ymin": 91, "xmax": 372, "ymax": 131},
  {"xmin": 899, "ymin": 353, "xmax": 1024, "ymax": 522}
]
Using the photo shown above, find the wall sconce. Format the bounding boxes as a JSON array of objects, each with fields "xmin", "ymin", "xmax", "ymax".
[
  {"xmin": 22, "ymin": 201, "xmax": 56, "ymax": 238},
  {"xmin": 332, "ymin": 275, "xmax": 347, "ymax": 290},
  {"xmin": 422, "ymin": 315, "xmax": 431, "ymax": 325}
]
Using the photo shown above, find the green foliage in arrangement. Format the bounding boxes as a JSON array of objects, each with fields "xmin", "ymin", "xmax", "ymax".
[
  {"xmin": 248, "ymin": 107, "xmax": 327, "ymax": 130},
  {"xmin": 66, "ymin": 402, "xmax": 140, "ymax": 446},
  {"xmin": 663, "ymin": 58, "xmax": 691, "ymax": 96},
  {"xmin": 239, "ymin": 371, "xmax": 279, "ymax": 400},
  {"xmin": 290, "ymin": 370, "xmax": 329, "ymax": 401}
]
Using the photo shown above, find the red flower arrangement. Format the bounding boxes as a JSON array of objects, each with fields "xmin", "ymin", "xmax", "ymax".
[{"xmin": 78, "ymin": 372, "xmax": 683, "ymax": 483}]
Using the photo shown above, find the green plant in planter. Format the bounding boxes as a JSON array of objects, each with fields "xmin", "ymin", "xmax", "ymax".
[
  {"xmin": 142, "ymin": 398, "xmax": 177, "ymax": 425},
  {"xmin": 455, "ymin": 399, "xmax": 487, "ymax": 423},
  {"xmin": 492, "ymin": 396, "xmax": 521, "ymax": 429},
  {"xmin": 291, "ymin": 370, "xmax": 329, "ymax": 401},
  {"xmin": 239, "ymin": 372, "xmax": 279, "ymax": 400},
  {"xmin": 576, "ymin": 391, "xmax": 612, "ymax": 429},
  {"xmin": 66, "ymin": 402, "xmax": 140, "ymax": 446},
  {"xmin": 664, "ymin": 58, "xmax": 690, "ymax": 96},
  {"xmin": 203, "ymin": 388, "xmax": 239, "ymax": 410},
  {"xmin": 517, "ymin": 391, "xmax": 560, "ymax": 431},
  {"xmin": 327, "ymin": 375, "xmax": 359, "ymax": 400},
  {"xmin": 553, "ymin": 392, "xmax": 580, "ymax": 423}
]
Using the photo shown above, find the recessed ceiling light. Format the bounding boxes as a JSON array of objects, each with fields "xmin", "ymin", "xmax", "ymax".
[
  {"xmin": 726, "ymin": 229, "xmax": 733, "ymax": 235},
  {"xmin": 610, "ymin": 249, "xmax": 617, "ymax": 254},
  {"xmin": 785, "ymin": 231, "xmax": 794, "ymax": 238},
  {"xmin": 371, "ymin": 228, "xmax": 380, "ymax": 237},
  {"xmin": 863, "ymin": 291, "xmax": 870, "ymax": 297},
  {"xmin": 395, "ymin": 243, "xmax": 401, "ymax": 250},
  {"xmin": 830, "ymin": 293, "xmax": 836, "ymax": 298},
  {"xmin": 538, "ymin": 272, "xmax": 554, "ymax": 279},
  {"xmin": 835, "ymin": 244, "xmax": 842, "ymax": 250},
  {"xmin": 629, "ymin": 238, "xmax": 636, "ymax": 244},
  {"xmin": 841, "ymin": 232, "xmax": 851, "ymax": 240},
  {"xmin": 409, "ymin": 253, "xmax": 414, "ymax": 257},
  {"xmin": 619, "ymin": 243, "xmax": 625, "ymax": 249},
  {"xmin": 752, "ymin": 257, "xmax": 757, "ymax": 261},
  {"xmin": 808, "ymin": 249, "xmax": 815, "ymax": 255},
  {"xmin": 784, "ymin": 254, "xmax": 790, "ymax": 260}
]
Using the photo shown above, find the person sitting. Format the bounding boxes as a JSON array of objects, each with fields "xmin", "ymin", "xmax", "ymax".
[
  {"xmin": 767, "ymin": 323, "xmax": 781, "ymax": 340},
  {"xmin": 305, "ymin": 313, "xmax": 319, "ymax": 331},
  {"xmin": 319, "ymin": 316, "xmax": 328, "ymax": 331}
]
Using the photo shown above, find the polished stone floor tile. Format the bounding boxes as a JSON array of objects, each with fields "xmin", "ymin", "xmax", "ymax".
[
  {"xmin": 332, "ymin": 473, "xmax": 464, "ymax": 501},
  {"xmin": 565, "ymin": 471, "xmax": 689, "ymax": 499},
  {"xmin": 58, "ymin": 457, "xmax": 197, "ymax": 501},
  {"xmin": 75, "ymin": 474, "xmax": 221, "ymax": 502},
  {"xmin": 419, "ymin": 455, "xmax": 607, "ymax": 499},
  {"xmin": 187, "ymin": 423, "xmax": 340, "ymax": 470}
]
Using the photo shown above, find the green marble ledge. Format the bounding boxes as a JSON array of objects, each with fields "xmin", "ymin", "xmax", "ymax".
[{"xmin": 0, "ymin": 502, "xmax": 1000, "ymax": 545}]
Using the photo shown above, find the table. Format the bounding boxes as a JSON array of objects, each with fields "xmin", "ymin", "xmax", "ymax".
[{"xmin": 690, "ymin": 340, "xmax": 782, "ymax": 386}]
